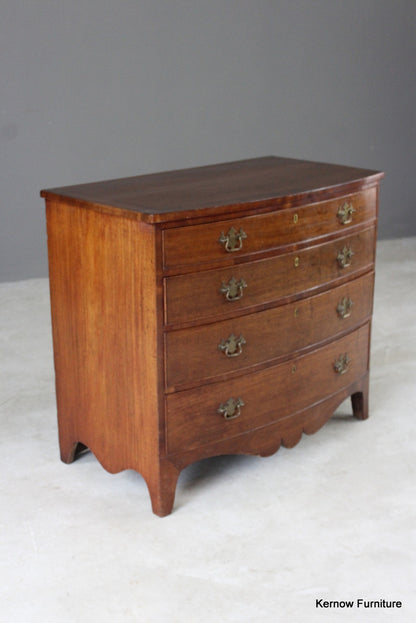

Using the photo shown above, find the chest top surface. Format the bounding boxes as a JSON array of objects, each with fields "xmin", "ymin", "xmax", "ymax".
[{"xmin": 40, "ymin": 156, "xmax": 383, "ymax": 224}]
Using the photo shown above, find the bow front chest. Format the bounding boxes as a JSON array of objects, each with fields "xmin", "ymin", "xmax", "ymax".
[{"xmin": 41, "ymin": 156, "xmax": 383, "ymax": 516}]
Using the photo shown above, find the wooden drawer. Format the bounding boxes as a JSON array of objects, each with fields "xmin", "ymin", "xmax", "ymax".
[
  {"xmin": 163, "ymin": 188, "xmax": 376, "ymax": 270},
  {"xmin": 165, "ymin": 272, "xmax": 374, "ymax": 390},
  {"xmin": 166, "ymin": 323, "xmax": 370, "ymax": 454},
  {"xmin": 165, "ymin": 226, "xmax": 376, "ymax": 326}
]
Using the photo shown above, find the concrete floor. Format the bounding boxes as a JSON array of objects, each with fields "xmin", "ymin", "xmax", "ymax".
[{"xmin": 1, "ymin": 237, "xmax": 415, "ymax": 622}]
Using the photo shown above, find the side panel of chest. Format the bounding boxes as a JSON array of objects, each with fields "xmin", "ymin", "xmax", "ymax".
[{"xmin": 46, "ymin": 200, "xmax": 163, "ymax": 477}]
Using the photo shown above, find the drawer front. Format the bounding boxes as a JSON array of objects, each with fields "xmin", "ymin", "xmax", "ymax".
[
  {"xmin": 163, "ymin": 188, "xmax": 376, "ymax": 270},
  {"xmin": 165, "ymin": 226, "xmax": 376, "ymax": 326},
  {"xmin": 165, "ymin": 272, "xmax": 374, "ymax": 390},
  {"xmin": 166, "ymin": 323, "xmax": 370, "ymax": 454}
]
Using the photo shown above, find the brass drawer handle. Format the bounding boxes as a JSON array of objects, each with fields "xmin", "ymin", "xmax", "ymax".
[
  {"xmin": 334, "ymin": 353, "xmax": 351, "ymax": 375},
  {"xmin": 218, "ymin": 333, "xmax": 246, "ymax": 357},
  {"xmin": 217, "ymin": 397, "xmax": 245, "ymax": 420},
  {"xmin": 337, "ymin": 246, "xmax": 354, "ymax": 268},
  {"xmin": 337, "ymin": 201, "xmax": 356, "ymax": 225},
  {"xmin": 219, "ymin": 226, "xmax": 247, "ymax": 253},
  {"xmin": 220, "ymin": 276, "xmax": 247, "ymax": 301},
  {"xmin": 337, "ymin": 297, "xmax": 353, "ymax": 319}
]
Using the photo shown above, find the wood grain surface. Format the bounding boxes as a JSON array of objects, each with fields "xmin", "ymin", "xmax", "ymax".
[
  {"xmin": 43, "ymin": 156, "xmax": 382, "ymax": 515},
  {"xmin": 164, "ymin": 227, "xmax": 376, "ymax": 326},
  {"xmin": 163, "ymin": 188, "xmax": 376, "ymax": 270},
  {"xmin": 165, "ymin": 272, "xmax": 374, "ymax": 390},
  {"xmin": 166, "ymin": 324, "xmax": 370, "ymax": 454},
  {"xmin": 41, "ymin": 156, "xmax": 383, "ymax": 223}
]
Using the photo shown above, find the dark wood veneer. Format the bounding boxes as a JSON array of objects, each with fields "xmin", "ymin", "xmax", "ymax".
[
  {"xmin": 163, "ymin": 187, "xmax": 376, "ymax": 270},
  {"xmin": 164, "ymin": 227, "xmax": 376, "ymax": 326},
  {"xmin": 165, "ymin": 272, "xmax": 374, "ymax": 390},
  {"xmin": 166, "ymin": 324, "xmax": 370, "ymax": 455},
  {"xmin": 41, "ymin": 156, "xmax": 383, "ymax": 223}
]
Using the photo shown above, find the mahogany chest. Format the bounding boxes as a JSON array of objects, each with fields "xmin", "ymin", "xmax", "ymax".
[{"xmin": 41, "ymin": 156, "xmax": 383, "ymax": 516}]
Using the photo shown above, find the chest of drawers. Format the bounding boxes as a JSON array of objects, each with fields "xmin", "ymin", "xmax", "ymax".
[{"xmin": 41, "ymin": 156, "xmax": 383, "ymax": 516}]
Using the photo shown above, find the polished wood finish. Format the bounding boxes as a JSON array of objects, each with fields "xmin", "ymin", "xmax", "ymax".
[
  {"xmin": 163, "ymin": 188, "xmax": 376, "ymax": 270},
  {"xmin": 165, "ymin": 272, "xmax": 374, "ymax": 390},
  {"xmin": 164, "ymin": 227, "xmax": 376, "ymax": 326},
  {"xmin": 166, "ymin": 324, "xmax": 370, "ymax": 454},
  {"xmin": 41, "ymin": 156, "xmax": 382, "ymax": 223},
  {"xmin": 45, "ymin": 201, "xmax": 177, "ymax": 516},
  {"xmin": 42, "ymin": 156, "xmax": 383, "ymax": 516},
  {"xmin": 168, "ymin": 377, "xmax": 370, "ymax": 471}
]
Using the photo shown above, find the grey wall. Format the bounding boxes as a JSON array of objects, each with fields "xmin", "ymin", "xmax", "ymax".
[{"xmin": 1, "ymin": 0, "xmax": 415, "ymax": 282}]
